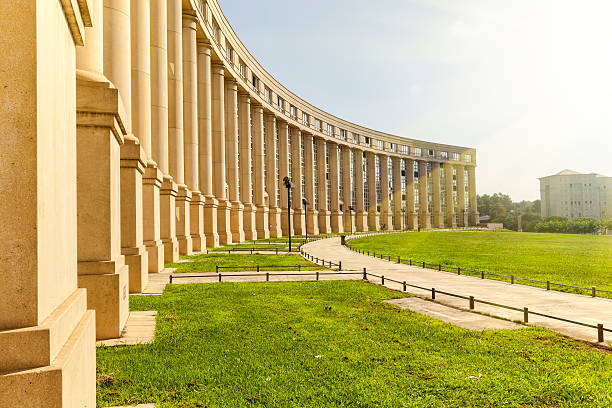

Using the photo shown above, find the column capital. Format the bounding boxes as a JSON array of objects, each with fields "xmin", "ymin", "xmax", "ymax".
[
  {"xmin": 182, "ymin": 11, "xmax": 199, "ymax": 27},
  {"xmin": 197, "ymin": 40, "xmax": 212, "ymax": 53}
]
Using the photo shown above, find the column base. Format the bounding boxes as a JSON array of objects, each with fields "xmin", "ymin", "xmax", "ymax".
[
  {"xmin": 144, "ymin": 239, "xmax": 164, "ymax": 273},
  {"xmin": 123, "ymin": 244, "xmax": 149, "ymax": 293},
  {"xmin": 356, "ymin": 211, "xmax": 368, "ymax": 232},
  {"xmin": 433, "ymin": 212, "xmax": 445, "ymax": 229},
  {"xmin": 77, "ymin": 260, "xmax": 129, "ymax": 340},
  {"xmin": 331, "ymin": 210, "xmax": 344, "ymax": 233},
  {"xmin": 176, "ymin": 186, "xmax": 193, "ymax": 255},
  {"xmin": 203, "ymin": 195, "xmax": 219, "ymax": 248},
  {"xmin": 0, "ymin": 289, "xmax": 95, "ymax": 408},
  {"xmin": 446, "ymin": 213, "xmax": 458, "ymax": 229},
  {"xmin": 281, "ymin": 208, "xmax": 293, "ymax": 236},
  {"xmin": 457, "ymin": 211, "xmax": 469, "ymax": 227},
  {"xmin": 243, "ymin": 203, "xmax": 258, "ymax": 241},
  {"xmin": 419, "ymin": 212, "xmax": 432, "ymax": 229},
  {"xmin": 381, "ymin": 212, "xmax": 393, "ymax": 231},
  {"xmin": 470, "ymin": 211, "xmax": 480, "ymax": 227},
  {"xmin": 307, "ymin": 209, "xmax": 319, "ymax": 236},
  {"xmin": 190, "ymin": 192, "xmax": 206, "ymax": 252},
  {"xmin": 217, "ymin": 199, "xmax": 232, "ymax": 245},
  {"xmin": 393, "ymin": 211, "xmax": 404, "ymax": 231},
  {"xmin": 161, "ymin": 178, "xmax": 179, "ymax": 263},
  {"xmin": 255, "ymin": 205, "xmax": 270, "ymax": 239},
  {"xmin": 368, "ymin": 211, "xmax": 380, "ymax": 231},
  {"xmin": 230, "ymin": 201, "xmax": 245, "ymax": 243},
  {"xmin": 343, "ymin": 211, "xmax": 356, "ymax": 234},
  {"xmin": 317, "ymin": 210, "xmax": 331, "ymax": 234},
  {"xmin": 292, "ymin": 208, "xmax": 306, "ymax": 236},
  {"xmin": 143, "ymin": 166, "xmax": 164, "ymax": 273},
  {"xmin": 407, "ymin": 211, "xmax": 419, "ymax": 230},
  {"xmin": 269, "ymin": 207, "xmax": 283, "ymax": 238}
]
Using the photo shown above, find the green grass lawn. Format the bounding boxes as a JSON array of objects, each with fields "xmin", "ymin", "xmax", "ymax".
[
  {"xmin": 97, "ymin": 281, "xmax": 611, "ymax": 407},
  {"xmin": 349, "ymin": 231, "xmax": 612, "ymax": 295},
  {"xmin": 170, "ymin": 253, "xmax": 323, "ymax": 273}
]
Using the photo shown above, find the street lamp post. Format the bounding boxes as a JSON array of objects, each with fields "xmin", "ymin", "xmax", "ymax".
[
  {"xmin": 302, "ymin": 198, "xmax": 310, "ymax": 243},
  {"xmin": 349, "ymin": 205, "xmax": 355, "ymax": 234},
  {"xmin": 283, "ymin": 177, "xmax": 296, "ymax": 251}
]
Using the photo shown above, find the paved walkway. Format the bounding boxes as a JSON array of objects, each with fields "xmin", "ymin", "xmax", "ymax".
[
  {"xmin": 302, "ymin": 237, "xmax": 612, "ymax": 345},
  {"xmin": 97, "ymin": 311, "xmax": 157, "ymax": 347}
]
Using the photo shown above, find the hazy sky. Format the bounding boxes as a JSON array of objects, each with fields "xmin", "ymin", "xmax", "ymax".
[{"xmin": 218, "ymin": 0, "xmax": 612, "ymax": 201}]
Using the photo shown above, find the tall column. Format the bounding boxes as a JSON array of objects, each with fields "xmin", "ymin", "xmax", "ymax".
[
  {"xmin": 183, "ymin": 13, "xmax": 205, "ymax": 252},
  {"xmin": 329, "ymin": 143, "xmax": 343, "ymax": 232},
  {"xmin": 456, "ymin": 164, "xmax": 467, "ymax": 227},
  {"xmin": 151, "ymin": 0, "xmax": 179, "ymax": 262},
  {"xmin": 468, "ymin": 166, "xmax": 479, "ymax": 226},
  {"xmin": 265, "ymin": 113, "xmax": 282, "ymax": 237},
  {"xmin": 392, "ymin": 157, "xmax": 404, "ymax": 230},
  {"xmin": 212, "ymin": 63, "xmax": 232, "ymax": 244},
  {"xmin": 0, "ymin": 2, "xmax": 95, "ymax": 403},
  {"xmin": 367, "ymin": 152, "xmax": 379, "ymax": 231},
  {"xmin": 239, "ymin": 93, "xmax": 257, "ymax": 240},
  {"xmin": 278, "ymin": 121, "xmax": 292, "ymax": 236},
  {"xmin": 253, "ymin": 104, "xmax": 269, "ymax": 238},
  {"xmin": 291, "ymin": 128, "xmax": 306, "ymax": 235},
  {"xmin": 354, "ymin": 150, "xmax": 368, "ymax": 231},
  {"xmin": 418, "ymin": 161, "xmax": 431, "ymax": 229},
  {"xmin": 432, "ymin": 162, "xmax": 444, "ymax": 228},
  {"xmin": 168, "ymin": 0, "xmax": 192, "ymax": 254},
  {"xmin": 405, "ymin": 159, "xmax": 418, "ymax": 229},
  {"xmin": 225, "ymin": 79, "xmax": 244, "ymax": 242},
  {"xmin": 132, "ymin": 0, "xmax": 161, "ymax": 283},
  {"xmin": 341, "ymin": 146, "xmax": 354, "ymax": 233},
  {"xmin": 381, "ymin": 155, "xmax": 392, "ymax": 230},
  {"xmin": 303, "ymin": 133, "xmax": 320, "ymax": 234},
  {"xmin": 317, "ymin": 137, "xmax": 331, "ymax": 233},
  {"xmin": 444, "ymin": 163, "xmax": 457, "ymax": 228},
  {"xmin": 197, "ymin": 42, "xmax": 219, "ymax": 247}
]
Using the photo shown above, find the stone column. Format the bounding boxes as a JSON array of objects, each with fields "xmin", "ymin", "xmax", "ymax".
[
  {"xmin": 381, "ymin": 155, "xmax": 392, "ymax": 230},
  {"xmin": 329, "ymin": 143, "xmax": 344, "ymax": 233},
  {"xmin": 151, "ymin": 0, "xmax": 179, "ymax": 262},
  {"xmin": 265, "ymin": 113, "xmax": 282, "ymax": 237},
  {"xmin": 468, "ymin": 166, "xmax": 479, "ymax": 226},
  {"xmin": 456, "ymin": 164, "xmax": 467, "ymax": 227},
  {"xmin": 182, "ymin": 12, "xmax": 206, "ymax": 252},
  {"xmin": 253, "ymin": 104, "xmax": 269, "ymax": 238},
  {"xmin": 367, "ymin": 152, "xmax": 380, "ymax": 231},
  {"xmin": 405, "ymin": 159, "xmax": 419, "ymax": 229},
  {"xmin": 444, "ymin": 163, "xmax": 457, "ymax": 228},
  {"xmin": 291, "ymin": 128, "xmax": 306, "ymax": 235},
  {"xmin": 278, "ymin": 120, "xmax": 292, "ymax": 236},
  {"xmin": 132, "ymin": 0, "xmax": 162, "ymax": 282},
  {"xmin": 239, "ymin": 92, "xmax": 257, "ymax": 240},
  {"xmin": 1, "ymin": 2, "xmax": 95, "ymax": 403},
  {"xmin": 212, "ymin": 63, "xmax": 232, "ymax": 244},
  {"xmin": 341, "ymin": 146, "xmax": 354, "ymax": 233},
  {"xmin": 225, "ymin": 79, "xmax": 244, "ymax": 242},
  {"xmin": 304, "ymin": 133, "xmax": 320, "ymax": 235},
  {"xmin": 392, "ymin": 157, "xmax": 404, "ymax": 230},
  {"xmin": 432, "ymin": 161, "xmax": 444, "ymax": 228},
  {"xmin": 418, "ymin": 161, "xmax": 431, "ymax": 229},
  {"xmin": 197, "ymin": 42, "xmax": 219, "ymax": 247},
  {"xmin": 168, "ymin": 0, "xmax": 192, "ymax": 254},
  {"xmin": 317, "ymin": 137, "xmax": 331, "ymax": 233},
  {"xmin": 354, "ymin": 150, "xmax": 368, "ymax": 231}
]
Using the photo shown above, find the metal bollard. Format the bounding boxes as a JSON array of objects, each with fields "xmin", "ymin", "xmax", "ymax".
[
  {"xmin": 363, "ymin": 267, "xmax": 367, "ymax": 280},
  {"xmin": 329, "ymin": 261, "xmax": 332, "ymax": 268},
  {"xmin": 381, "ymin": 275, "xmax": 385, "ymax": 285},
  {"xmin": 511, "ymin": 275, "xmax": 514, "ymax": 284},
  {"xmin": 438, "ymin": 264, "xmax": 441, "ymax": 271},
  {"xmin": 432, "ymin": 288, "xmax": 436, "ymax": 300},
  {"xmin": 316, "ymin": 271, "xmax": 320, "ymax": 281},
  {"xmin": 409, "ymin": 259, "xmax": 412, "ymax": 266},
  {"xmin": 170, "ymin": 275, "xmax": 173, "ymax": 284},
  {"xmin": 458, "ymin": 267, "xmax": 461, "ymax": 275},
  {"xmin": 469, "ymin": 296, "xmax": 475, "ymax": 310},
  {"xmin": 218, "ymin": 273, "xmax": 222, "ymax": 282},
  {"xmin": 546, "ymin": 280, "xmax": 550, "ymax": 290},
  {"xmin": 257, "ymin": 265, "xmax": 260, "ymax": 273},
  {"xmin": 276, "ymin": 248, "xmax": 278, "ymax": 254},
  {"xmin": 339, "ymin": 261, "xmax": 342, "ymax": 271},
  {"xmin": 422, "ymin": 261, "xmax": 425, "ymax": 268},
  {"xmin": 592, "ymin": 287, "xmax": 596, "ymax": 297},
  {"xmin": 266, "ymin": 272, "xmax": 270, "ymax": 282},
  {"xmin": 598, "ymin": 324, "xmax": 604, "ymax": 342},
  {"xmin": 523, "ymin": 307, "xmax": 529, "ymax": 323},
  {"xmin": 481, "ymin": 271, "xmax": 484, "ymax": 279},
  {"xmin": 298, "ymin": 265, "xmax": 301, "ymax": 272},
  {"xmin": 216, "ymin": 265, "xmax": 219, "ymax": 273},
  {"xmin": 398, "ymin": 256, "xmax": 401, "ymax": 264},
  {"xmin": 403, "ymin": 281, "xmax": 407, "ymax": 291}
]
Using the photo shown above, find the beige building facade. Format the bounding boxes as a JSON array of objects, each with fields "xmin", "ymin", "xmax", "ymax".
[
  {"xmin": 0, "ymin": 0, "xmax": 477, "ymax": 405},
  {"xmin": 539, "ymin": 170, "xmax": 612, "ymax": 220}
]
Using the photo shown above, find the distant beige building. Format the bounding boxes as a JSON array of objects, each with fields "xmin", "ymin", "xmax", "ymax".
[{"xmin": 539, "ymin": 170, "xmax": 612, "ymax": 220}]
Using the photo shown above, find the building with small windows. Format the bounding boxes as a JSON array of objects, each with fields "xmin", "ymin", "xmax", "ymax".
[{"xmin": 539, "ymin": 170, "xmax": 612, "ymax": 220}]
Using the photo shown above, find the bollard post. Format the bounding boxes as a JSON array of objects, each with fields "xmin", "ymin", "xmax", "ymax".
[
  {"xmin": 438, "ymin": 264, "xmax": 441, "ymax": 271},
  {"xmin": 469, "ymin": 296, "xmax": 474, "ymax": 310},
  {"xmin": 546, "ymin": 280, "xmax": 550, "ymax": 290},
  {"xmin": 339, "ymin": 261, "xmax": 342, "ymax": 271},
  {"xmin": 432, "ymin": 288, "xmax": 436, "ymax": 300},
  {"xmin": 409, "ymin": 259, "xmax": 412, "ymax": 266},
  {"xmin": 363, "ymin": 267, "xmax": 367, "ymax": 280},
  {"xmin": 316, "ymin": 271, "xmax": 320, "ymax": 281},
  {"xmin": 511, "ymin": 275, "xmax": 514, "ymax": 284},
  {"xmin": 329, "ymin": 261, "xmax": 332, "ymax": 268},
  {"xmin": 170, "ymin": 275, "xmax": 173, "ymax": 284},
  {"xmin": 266, "ymin": 272, "xmax": 270, "ymax": 282},
  {"xmin": 219, "ymin": 273, "xmax": 222, "ymax": 282},
  {"xmin": 276, "ymin": 248, "xmax": 278, "ymax": 254},
  {"xmin": 481, "ymin": 271, "xmax": 484, "ymax": 279},
  {"xmin": 298, "ymin": 265, "xmax": 301, "ymax": 272},
  {"xmin": 523, "ymin": 307, "xmax": 529, "ymax": 323},
  {"xmin": 216, "ymin": 265, "xmax": 219, "ymax": 273},
  {"xmin": 388, "ymin": 255, "xmax": 391, "ymax": 262},
  {"xmin": 598, "ymin": 324, "xmax": 604, "ymax": 342},
  {"xmin": 403, "ymin": 281, "xmax": 407, "ymax": 291},
  {"xmin": 381, "ymin": 275, "xmax": 385, "ymax": 285},
  {"xmin": 398, "ymin": 256, "xmax": 401, "ymax": 264},
  {"xmin": 458, "ymin": 267, "xmax": 461, "ymax": 275},
  {"xmin": 592, "ymin": 287, "xmax": 596, "ymax": 297},
  {"xmin": 257, "ymin": 265, "xmax": 260, "ymax": 273}
]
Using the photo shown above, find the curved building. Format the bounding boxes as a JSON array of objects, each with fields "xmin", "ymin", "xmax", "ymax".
[{"xmin": 0, "ymin": 0, "xmax": 477, "ymax": 404}]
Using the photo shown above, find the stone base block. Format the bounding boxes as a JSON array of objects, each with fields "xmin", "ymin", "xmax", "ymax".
[
  {"xmin": 280, "ymin": 208, "xmax": 293, "ymax": 236},
  {"xmin": 355, "ymin": 212, "xmax": 368, "ymax": 232},
  {"xmin": 203, "ymin": 196, "xmax": 219, "ymax": 248},
  {"xmin": 189, "ymin": 193, "xmax": 206, "ymax": 252},
  {"xmin": 292, "ymin": 208, "xmax": 306, "ymax": 236},
  {"xmin": 230, "ymin": 202, "xmax": 245, "ymax": 243},
  {"xmin": 318, "ymin": 210, "xmax": 331, "ymax": 234},
  {"xmin": 217, "ymin": 200, "xmax": 232, "ymax": 245},
  {"xmin": 343, "ymin": 212, "xmax": 356, "ymax": 234},
  {"xmin": 446, "ymin": 213, "xmax": 458, "ymax": 229},
  {"xmin": 470, "ymin": 211, "xmax": 480, "ymax": 227},
  {"xmin": 162, "ymin": 238, "xmax": 179, "ymax": 263},
  {"xmin": 368, "ymin": 212, "xmax": 380, "ymax": 231},
  {"xmin": 243, "ymin": 203, "xmax": 257, "ymax": 241},
  {"xmin": 269, "ymin": 207, "xmax": 283, "ymax": 238},
  {"xmin": 306, "ymin": 209, "xmax": 319, "ymax": 236},
  {"xmin": 124, "ymin": 245, "xmax": 148, "ymax": 293},
  {"xmin": 78, "ymin": 268, "xmax": 129, "ymax": 340},
  {"xmin": 331, "ymin": 211, "xmax": 344, "ymax": 233},
  {"xmin": 177, "ymin": 235, "xmax": 193, "ymax": 256},
  {"xmin": 145, "ymin": 240, "xmax": 164, "ymax": 273},
  {"xmin": 419, "ymin": 212, "xmax": 432, "ymax": 229},
  {"xmin": 255, "ymin": 205, "xmax": 270, "ymax": 239},
  {"xmin": 0, "ymin": 309, "xmax": 96, "ymax": 408},
  {"xmin": 407, "ymin": 212, "xmax": 419, "ymax": 230}
]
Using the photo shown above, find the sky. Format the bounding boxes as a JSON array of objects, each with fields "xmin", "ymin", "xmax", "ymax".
[{"xmin": 218, "ymin": 0, "xmax": 612, "ymax": 201}]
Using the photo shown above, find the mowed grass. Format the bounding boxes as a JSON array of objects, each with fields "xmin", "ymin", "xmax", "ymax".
[
  {"xmin": 96, "ymin": 281, "xmax": 612, "ymax": 407},
  {"xmin": 349, "ymin": 231, "xmax": 612, "ymax": 294},
  {"xmin": 169, "ymin": 253, "xmax": 323, "ymax": 273}
]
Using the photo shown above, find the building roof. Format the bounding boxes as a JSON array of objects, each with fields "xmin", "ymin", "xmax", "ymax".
[{"xmin": 554, "ymin": 169, "xmax": 581, "ymax": 176}]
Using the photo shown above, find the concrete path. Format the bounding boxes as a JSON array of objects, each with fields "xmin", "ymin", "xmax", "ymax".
[
  {"xmin": 97, "ymin": 311, "xmax": 157, "ymax": 347},
  {"xmin": 303, "ymin": 237, "xmax": 612, "ymax": 345}
]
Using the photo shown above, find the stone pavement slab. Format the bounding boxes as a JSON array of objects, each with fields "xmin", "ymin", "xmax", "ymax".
[
  {"xmin": 303, "ymin": 237, "xmax": 612, "ymax": 345},
  {"xmin": 97, "ymin": 311, "xmax": 157, "ymax": 347},
  {"xmin": 385, "ymin": 297, "xmax": 523, "ymax": 331}
]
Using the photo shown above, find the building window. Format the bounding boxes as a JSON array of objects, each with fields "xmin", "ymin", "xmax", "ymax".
[
  {"xmin": 351, "ymin": 133, "xmax": 359, "ymax": 144},
  {"xmin": 276, "ymin": 96, "xmax": 283, "ymax": 112},
  {"xmin": 440, "ymin": 151, "xmax": 448, "ymax": 160},
  {"xmin": 327, "ymin": 124, "xmax": 334, "ymax": 137},
  {"xmin": 211, "ymin": 19, "xmax": 219, "ymax": 42},
  {"xmin": 414, "ymin": 147, "xmax": 422, "ymax": 157},
  {"xmin": 375, "ymin": 140, "xmax": 383, "ymax": 150},
  {"xmin": 314, "ymin": 119, "xmax": 321, "ymax": 131},
  {"xmin": 238, "ymin": 61, "xmax": 245, "ymax": 79},
  {"xmin": 364, "ymin": 136, "xmax": 371, "ymax": 147},
  {"xmin": 264, "ymin": 88, "xmax": 271, "ymax": 103},
  {"xmin": 339, "ymin": 129, "xmax": 347, "ymax": 140},
  {"xmin": 302, "ymin": 112, "xmax": 309, "ymax": 126},
  {"xmin": 251, "ymin": 76, "xmax": 258, "ymax": 92},
  {"xmin": 225, "ymin": 42, "xmax": 233, "ymax": 62},
  {"xmin": 465, "ymin": 154, "xmax": 472, "ymax": 163},
  {"xmin": 400, "ymin": 145, "xmax": 409, "ymax": 155},
  {"xmin": 290, "ymin": 105, "xmax": 296, "ymax": 119},
  {"xmin": 452, "ymin": 152, "xmax": 460, "ymax": 160},
  {"xmin": 428, "ymin": 149, "xmax": 435, "ymax": 158},
  {"xmin": 389, "ymin": 143, "xmax": 396, "ymax": 152}
]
